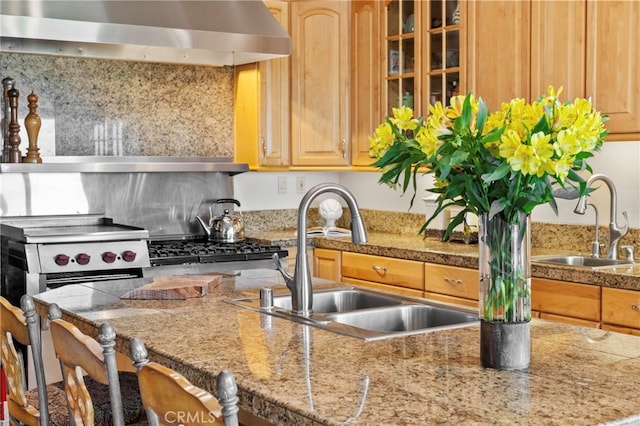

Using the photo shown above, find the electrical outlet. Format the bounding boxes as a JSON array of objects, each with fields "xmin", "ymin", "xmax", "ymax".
[
  {"xmin": 296, "ymin": 177, "xmax": 306, "ymax": 194},
  {"xmin": 277, "ymin": 176, "xmax": 287, "ymax": 194}
]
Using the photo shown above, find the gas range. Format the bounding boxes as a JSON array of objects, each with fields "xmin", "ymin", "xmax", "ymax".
[{"xmin": 0, "ymin": 214, "xmax": 286, "ymax": 305}]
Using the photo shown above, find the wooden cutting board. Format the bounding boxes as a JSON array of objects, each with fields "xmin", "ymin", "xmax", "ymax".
[{"xmin": 120, "ymin": 275, "xmax": 222, "ymax": 300}]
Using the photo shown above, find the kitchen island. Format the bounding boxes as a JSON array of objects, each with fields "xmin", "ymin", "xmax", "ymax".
[{"xmin": 33, "ymin": 269, "xmax": 640, "ymax": 425}]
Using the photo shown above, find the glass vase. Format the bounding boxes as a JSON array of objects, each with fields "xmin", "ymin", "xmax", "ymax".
[{"xmin": 478, "ymin": 212, "xmax": 531, "ymax": 370}]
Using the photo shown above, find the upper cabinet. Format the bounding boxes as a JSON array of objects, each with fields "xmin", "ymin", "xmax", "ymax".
[
  {"xmin": 466, "ymin": 0, "xmax": 639, "ymax": 139},
  {"xmin": 465, "ymin": 1, "xmax": 530, "ymax": 111},
  {"xmin": 382, "ymin": 0, "xmax": 463, "ymax": 117},
  {"xmin": 351, "ymin": 1, "xmax": 382, "ymax": 167},
  {"xmin": 585, "ymin": 1, "xmax": 640, "ymax": 140},
  {"xmin": 234, "ymin": 1, "xmax": 290, "ymax": 169},
  {"xmin": 290, "ymin": 1, "xmax": 350, "ymax": 167}
]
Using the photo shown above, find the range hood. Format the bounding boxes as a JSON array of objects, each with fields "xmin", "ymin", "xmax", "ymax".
[{"xmin": 0, "ymin": 0, "xmax": 291, "ymax": 66}]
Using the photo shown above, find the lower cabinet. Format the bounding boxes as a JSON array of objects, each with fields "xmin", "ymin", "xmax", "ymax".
[
  {"xmin": 313, "ymin": 248, "xmax": 341, "ymax": 281},
  {"xmin": 340, "ymin": 252, "xmax": 424, "ymax": 298},
  {"xmin": 601, "ymin": 287, "xmax": 640, "ymax": 336},
  {"xmin": 312, "ymin": 248, "xmax": 639, "ymax": 332},
  {"xmin": 531, "ymin": 278, "xmax": 601, "ymax": 327},
  {"xmin": 424, "ymin": 263, "xmax": 479, "ymax": 308}
]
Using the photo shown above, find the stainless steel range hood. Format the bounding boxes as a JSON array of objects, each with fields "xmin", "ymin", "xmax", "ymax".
[{"xmin": 0, "ymin": 1, "xmax": 290, "ymax": 66}]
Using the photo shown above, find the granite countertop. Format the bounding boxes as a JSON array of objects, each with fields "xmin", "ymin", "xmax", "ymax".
[
  {"xmin": 32, "ymin": 270, "xmax": 640, "ymax": 425},
  {"xmin": 248, "ymin": 230, "xmax": 640, "ymax": 291}
]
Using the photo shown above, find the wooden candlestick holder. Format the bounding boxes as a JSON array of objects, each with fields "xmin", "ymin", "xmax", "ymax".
[
  {"xmin": 24, "ymin": 91, "xmax": 42, "ymax": 163},
  {"xmin": 7, "ymin": 87, "xmax": 22, "ymax": 163}
]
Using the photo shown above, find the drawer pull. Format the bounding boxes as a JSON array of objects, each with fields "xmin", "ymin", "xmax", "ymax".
[
  {"xmin": 632, "ymin": 305, "xmax": 640, "ymax": 312},
  {"xmin": 372, "ymin": 265, "xmax": 387, "ymax": 274},
  {"xmin": 444, "ymin": 277, "xmax": 463, "ymax": 285}
]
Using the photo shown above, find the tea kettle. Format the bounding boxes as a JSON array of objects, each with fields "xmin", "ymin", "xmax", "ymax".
[{"xmin": 196, "ymin": 198, "xmax": 245, "ymax": 242}]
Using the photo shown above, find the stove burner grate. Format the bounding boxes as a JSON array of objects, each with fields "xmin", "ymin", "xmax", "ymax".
[{"xmin": 147, "ymin": 240, "xmax": 287, "ymax": 266}]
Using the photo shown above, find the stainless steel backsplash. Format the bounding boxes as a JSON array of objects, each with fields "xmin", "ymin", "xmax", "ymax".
[{"xmin": 0, "ymin": 171, "xmax": 233, "ymax": 237}]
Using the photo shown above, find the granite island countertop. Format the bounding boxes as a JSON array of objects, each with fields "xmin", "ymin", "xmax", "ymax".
[
  {"xmin": 32, "ymin": 269, "xmax": 640, "ymax": 425},
  {"xmin": 248, "ymin": 230, "xmax": 640, "ymax": 291}
]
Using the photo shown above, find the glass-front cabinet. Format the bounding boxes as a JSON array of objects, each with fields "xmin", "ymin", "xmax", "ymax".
[
  {"xmin": 385, "ymin": 0, "xmax": 416, "ymax": 116},
  {"xmin": 384, "ymin": 0, "xmax": 462, "ymax": 117}
]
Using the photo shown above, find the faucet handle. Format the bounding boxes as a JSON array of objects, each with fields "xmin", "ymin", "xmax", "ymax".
[
  {"xmin": 620, "ymin": 211, "xmax": 630, "ymax": 234},
  {"xmin": 620, "ymin": 245, "xmax": 635, "ymax": 262}
]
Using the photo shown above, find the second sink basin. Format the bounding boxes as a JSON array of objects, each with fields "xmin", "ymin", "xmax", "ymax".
[
  {"xmin": 327, "ymin": 304, "xmax": 478, "ymax": 334},
  {"xmin": 533, "ymin": 255, "xmax": 633, "ymax": 268}
]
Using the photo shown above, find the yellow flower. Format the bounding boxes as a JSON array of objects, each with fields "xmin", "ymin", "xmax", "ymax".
[
  {"xmin": 498, "ymin": 129, "xmax": 522, "ymax": 159},
  {"xmin": 530, "ymin": 131, "xmax": 554, "ymax": 177},
  {"xmin": 368, "ymin": 122, "xmax": 395, "ymax": 158},
  {"xmin": 416, "ymin": 125, "xmax": 439, "ymax": 157},
  {"xmin": 426, "ymin": 103, "xmax": 452, "ymax": 137},
  {"xmin": 390, "ymin": 105, "xmax": 419, "ymax": 131}
]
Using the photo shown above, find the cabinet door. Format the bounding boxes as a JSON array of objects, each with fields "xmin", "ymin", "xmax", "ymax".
[
  {"xmin": 601, "ymin": 287, "xmax": 640, "ymax": 333},
  {"xmin": 290, "ymin": 1, "xmax": 350, "ymax": 166},
  {"xmin": 586, "ymin": 1, "xmax": 640, "ymax": 139},
  {"xmin": 530, "ymin": 1, "xmax": 586, "ymax": 101},
  {"xmin": 465, "ymin": 0, "xmax": 530, "ymax": 110},
  {"xmin": 234, "ymin": 63, "xmax": 260, "ymax": 169},
  {"xmin": 259, "ymin": 0, "xmax": 290, "ymax": 167},
  {"xmin": 351, "ymin": 0, "xmax": 381, "ymax": 167},
  {"xmin": 313, "ymin": 248, "xmax": 341, "ymax": 280},
  {"xmin": 532, "ymin": 278, "xmax": 601, "ymax": 323}
]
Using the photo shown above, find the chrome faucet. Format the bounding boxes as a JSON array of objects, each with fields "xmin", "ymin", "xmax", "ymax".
[
  {"xmin": 273, "ymin": 183, "xmax": 368, "ymax": 316},
  {"xmin": 574, "ymin": 174, "xmax": 629, "ymax": 260}
]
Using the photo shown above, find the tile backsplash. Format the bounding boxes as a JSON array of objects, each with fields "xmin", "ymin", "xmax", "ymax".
[{"xmin": 0, "ymin": 53, "xmax": 233, "ymax": 157}]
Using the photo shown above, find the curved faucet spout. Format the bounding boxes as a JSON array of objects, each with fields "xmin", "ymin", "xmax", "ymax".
[
  {"xmin": 276, "ymin": 183, "xmax": 368, "ymax": 316},
  {"xmin": 574, "ymin": 174, "xmax": 629, "ymax": 260}
]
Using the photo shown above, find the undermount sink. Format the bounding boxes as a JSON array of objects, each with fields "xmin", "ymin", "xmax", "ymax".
[
  {"xmin": 228, "ymin": 287, "xmax": 479, "ymax": 341},
  {"xmin": 532, "ymin": 255, "xmax": 633, "ymax": 269}
]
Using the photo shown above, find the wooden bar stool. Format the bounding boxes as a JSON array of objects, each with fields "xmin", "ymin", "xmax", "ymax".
[
  {"xmin": 47, "ymin": 303, "xmax": 146, "ymax": 425},
  {"xmin": 129, "ymin": 337, "xmax": 239, "ymax": 426},
  {"xmin": 0, "ymin": 295, "xmax": 68, "ymax": 426}
]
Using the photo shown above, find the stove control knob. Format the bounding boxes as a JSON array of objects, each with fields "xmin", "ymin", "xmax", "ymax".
[
  {"xmin": 102, "ymin": 251, "xmax": 117, "ymax": 263},
  {"xmin": 75, "ymin": 253, "xmax": 91, "ymax": 265},
  {"xmin": 122, "ymin": 250, "xmax": 137, "ymax": 262},
  {"xmin": 54, "ymin": 254, "xmax": 70, "ymax": 266}
]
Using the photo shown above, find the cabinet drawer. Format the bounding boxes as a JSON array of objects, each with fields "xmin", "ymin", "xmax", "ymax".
[
  {"xmin": 602, "ymin": 287, "xmax": 640, "ymax": 330},
  {"xmin": 424, "ymin": 263, "xmax": 479, "ymax": 301},
  {"xmin": 342, "ymin": 277, "xmax": 424, "ymax": 298},
  {"xmin": 341, "ymin": 252, "xmax": 423, "ymax": 290},
  {"xmin": 532, "ymin": 278, "xmax": 601, "ymax": 321}
]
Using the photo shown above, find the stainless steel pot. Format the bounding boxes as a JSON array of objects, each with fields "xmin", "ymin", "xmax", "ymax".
[{"xmin": 196, "ymin": 198, "xmax": 245, "ymax": 242}]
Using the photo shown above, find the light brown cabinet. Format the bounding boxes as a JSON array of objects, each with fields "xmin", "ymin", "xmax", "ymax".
[
  {"xmin": 290, "ymin": 0, "xmax": 350, "ymax": 166},
  {"xmin": 467, "ymin": 0, "xmax": 639, "ymax": 139},
  {"xmin": 351, "ymin": 0, "xmax": 382, "ymax": 167},
  {"xmin": 586, "ymin": 1, "xmax": 640, "ymax": 139},
  {"xmin": 313, "ymin": 248, "xmax": 341, "ymax": 281},
  {"xmin": 234, "ymin": 1, "xmax": 290, "ymax": 169},
  {"xmin": 601, "ymin": 287, "xmax": 640, "ymax": 336},
  {"xmin": 531, "ymin": 278, "xmax": 601, "ymax": 328},
  {"xmin": 424, "ymin": 263, "xmax": 478, "ymax": 308},
  {"xmin": 341, "ymin": 251, "xmax": 424, "ymax": 297},
  {"xmin": 465, "ymin": 0, "xmax": 530, "ymax": 111},
  {"xmin": 383, "ymin": 0, "xmax": 463, "ymax": 117}
]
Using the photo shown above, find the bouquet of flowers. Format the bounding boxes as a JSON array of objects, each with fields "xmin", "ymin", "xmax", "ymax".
[{"xmin": 369, "ymin": 86, "xmax": 608, "ymax": 240}]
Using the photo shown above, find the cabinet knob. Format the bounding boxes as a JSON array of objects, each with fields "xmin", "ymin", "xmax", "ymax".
[
  {"xmin": 444, "ymin": 276, "xmax": 463, "ymax": 285},
  {"xmin": 632, "ymin": 305, "xmax": 640, "ymax": 312},
  {"xmin": 372, "ymin": 265, "xmax": 387, "ymax": 274}
]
